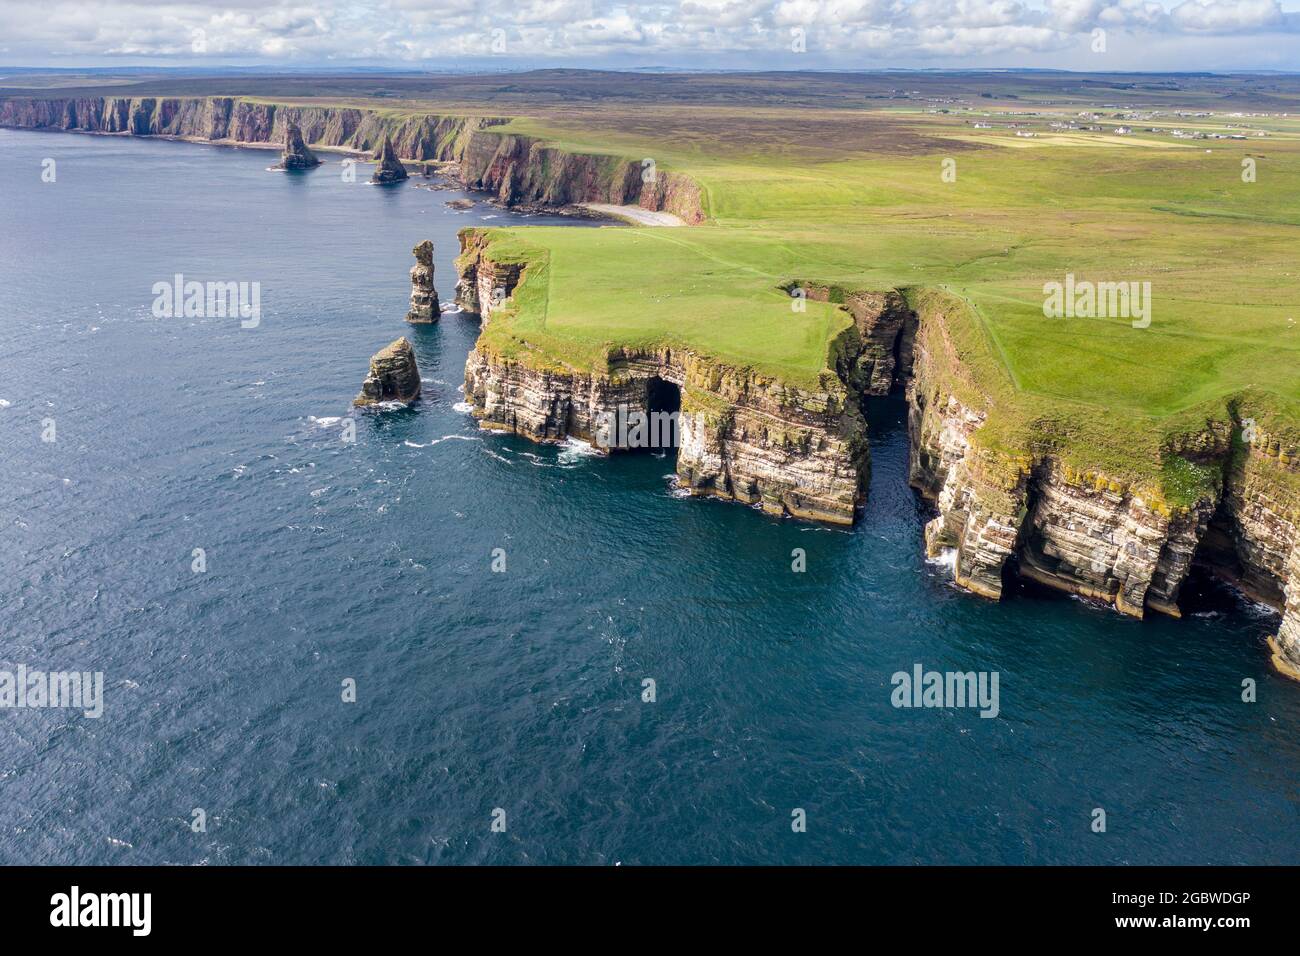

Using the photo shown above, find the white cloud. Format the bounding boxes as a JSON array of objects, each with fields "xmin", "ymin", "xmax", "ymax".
[{"xmin": 0, "ymin": 0, "xmax": 1295, "ymax": 66}]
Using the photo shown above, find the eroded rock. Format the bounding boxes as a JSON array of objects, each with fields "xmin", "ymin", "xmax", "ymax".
[
  {"xmin": 405, "ymin": 240, "xmax": 440, "ymax": 324},
  {"xmin": 271, "ymin": 121, "xmax": 321, "ymax": 170},
  {"xmin": 354, "ymin": 337, "xmax": 421, "ymax": 406},
  {"xmin": 370, "ymin": 135, "xmax": 408, "ymax": 184}
]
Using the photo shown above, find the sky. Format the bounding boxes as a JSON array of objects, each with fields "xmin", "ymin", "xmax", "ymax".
[{"xmin": 0, "ymin": 0, "xmax": 1297, "ymax": 72}]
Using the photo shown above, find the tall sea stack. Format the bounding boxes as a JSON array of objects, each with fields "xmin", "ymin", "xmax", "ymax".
[
  {"xmin": 370, "ymin": 135, "xmax": 408, "ymax": 184},
  {"xmin": 272, "ymin": 121, "xmax": 321, "ymax": 170},
  {"xmin": 354, "ymin": 337, "xmax": 421, "ymax": 406},
  {"xmin": 405, "ymin": 240, "xmax": 440, "ymax": 324}
]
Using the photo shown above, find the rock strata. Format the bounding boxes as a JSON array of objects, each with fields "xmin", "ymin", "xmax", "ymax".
[
  {"xmin": 903, "ymin": 292, "xmax": 1300, "ymax": 678},
  {"xmin": 354, "ymin": 337, "xmax": 421, "ymax": 406},
  {"xmin": 458, "ymin": 237, "xmax": 867, "ymax": 523},
  {"xmin": 370, "ymin": 135, "xmax": 408, "ymax": 184},
  {"xmin": 271, "ymin": 121, "xmax": 321, "ymax": 170},
  {"xmin": 405, "ymin": 241, "xmax": 440, "ymax": 324}
]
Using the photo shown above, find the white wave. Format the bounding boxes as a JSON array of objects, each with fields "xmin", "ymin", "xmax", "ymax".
[
  {"xmin": 558, "ymin": 437, "xmax": 603, "ymax": 465},
  {"xmin": 310, "ymin": 416, "xmax": 342, "ymax": 428},
  {"xmin": 440, "ymin": 304, "xmax": 464, "ymax": 315},
  {"xmin": 452, "ymin": 401, "xmax": 474, "ymax": 414},
  {"xmin": 925, "ymin": 547, "xmax": 959, "ymax": 572},
  {"xmin": 0, "ymin": 400, "xmax": 10, "ymax": 408},
  {"xmin": 403, "ymin": 435, "xmax": 480, "ymax": 448}
]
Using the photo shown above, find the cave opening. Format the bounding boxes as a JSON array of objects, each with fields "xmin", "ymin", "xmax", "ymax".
[{"xmin": 644, "ymin": 375, "xmax": 682, "ymax": 460}]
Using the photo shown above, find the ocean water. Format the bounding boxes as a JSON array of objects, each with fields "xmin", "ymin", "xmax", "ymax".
[{"xmin": 0, "ymin": 128, "xmax": 1297, "ymax": 865}]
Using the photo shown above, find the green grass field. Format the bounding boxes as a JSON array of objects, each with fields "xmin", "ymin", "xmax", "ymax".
[{"xmin": 468, "ymin": 99, "xmax": 1300, "ymax": 494}]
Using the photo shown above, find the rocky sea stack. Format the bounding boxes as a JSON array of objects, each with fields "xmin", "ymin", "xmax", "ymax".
[
  {"xmin": 405, "ymin": 240, "xmax": 440, "ymax": 324},
  {"xmin": 271, "ymin": 121, "xmax": 321, "ymax": 170},
  {"xmin": 370, "ymin": 135, "xmax": 408, "ymax": 184},
  {"xmin": 354, "ymin": 337, "xmax": 421, "ymax": 406}
]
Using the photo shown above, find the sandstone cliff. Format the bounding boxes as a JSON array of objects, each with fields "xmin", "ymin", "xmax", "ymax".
[
  {"xmin": 354, "ymin": 337, "xmax": 421, "ymax": 406},
  {"xmin": 405, "ymin": 240, "xmax": 439, "ymax": 324}
]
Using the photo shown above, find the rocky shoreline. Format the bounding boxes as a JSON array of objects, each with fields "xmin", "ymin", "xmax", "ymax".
[{"xmin": 8, "ymin": 91, "xmax": 1297, "ymax": 677}]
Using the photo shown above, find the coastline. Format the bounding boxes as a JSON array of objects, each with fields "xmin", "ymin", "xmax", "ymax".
[{"xmin": 6, "ymin": 99, "xmax": 1300, "ymax": 680}]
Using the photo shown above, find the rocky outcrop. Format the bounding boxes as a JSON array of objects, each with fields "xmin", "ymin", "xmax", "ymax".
[
  {"xmin": 370, "ymin": 135, "xmax": 408, "ymax": 184},
  {"xmin": 405, "ymin": 240, "xmax": 439, "ymax": 324},
  {"xmin": 354, "ymin": 337, "xmax": 421, "ymax": 406},
  {"xmin": 271, "ymin": 121, "xmax": 320, "ymax": 170},
  {"xmin": 808, "ymin": 287, "xmax": 917, "ymax": 397}
]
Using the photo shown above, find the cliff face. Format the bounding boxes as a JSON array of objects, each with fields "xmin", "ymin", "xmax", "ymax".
[
  {"xmin": 0, "ymin": 95, "xmax": 706, "ymax": 222},
  {"xmin": 0, "ymin": 95, "xmax": 482, "ymax": 160},
  {"xmin": 463, "ymin": 345, "xmax": 866, "ymax": 523},
  {"xmin": 458, "ymin": 236, "xmax": 866, "ymax": 523},
  {"xmin": 905, "ymin": 294, "xmax": 1300, "ymax": 674},
  {"xmin": 457, "ymin": 130, "xmax": 705, "ymax": 223},
  {"xmin": 454, "ymin": 230, "xmax": 526, "ymax": 316}
]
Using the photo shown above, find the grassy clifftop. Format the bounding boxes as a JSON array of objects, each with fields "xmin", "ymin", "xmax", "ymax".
[{"xmin": 464, "ymin": 101, "xmax": 1300, "ymax": 502}]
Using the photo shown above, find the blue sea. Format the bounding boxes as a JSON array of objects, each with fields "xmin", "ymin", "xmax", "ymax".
[{"xmin": 0, "ymin": 128, "xmax": 1296, "ymax": 865}]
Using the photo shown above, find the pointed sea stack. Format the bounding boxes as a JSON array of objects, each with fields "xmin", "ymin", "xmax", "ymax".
[
  {"xmin": 272, "ymin": 121, "xmax": 321, "ymax": 170},
  {"xmin": 354, "ymin": 337, "xmax": 421, "ymax": 406},
  {"xmin": 370, "ymin": 135, "xmax": 409, "ymax": 184},
  {"xmin": 405, "ymin": 240, "xmax": 440, "ymax": 324}
]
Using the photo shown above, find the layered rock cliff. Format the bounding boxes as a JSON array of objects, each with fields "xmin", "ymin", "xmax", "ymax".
[
  {"xmin": 0, "ymin": 95, "xmax": 706, "ymax": 222},
  {"xmin": 457, "ymin": 235, "xmax": 866, "ymax": 523},
  {"xmin": 903, "ymin": 290, "xmax": 1300, "ymax": 676}
]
